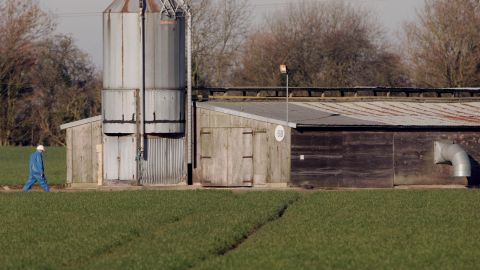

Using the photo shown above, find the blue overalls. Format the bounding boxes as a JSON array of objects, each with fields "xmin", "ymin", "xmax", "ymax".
[{"xmin": 23, "ymin": 151, "xmax": 49, "ymax": 192}]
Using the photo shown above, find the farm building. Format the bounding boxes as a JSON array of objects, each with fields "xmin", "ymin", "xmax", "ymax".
[
  {"xmin": 192, "ymin": 100, "xmax": 480, "ymax": 188},
  {"xmin": 59, "ymin": 0, "xmax": 480, "ymax": 189},
  {"xmin": 61, "ymin": 96, "xmax": 480, "ymax": 188},
  {"xmin": 60, "ymin": 115, "xmax": 185, "ymax": 187}
]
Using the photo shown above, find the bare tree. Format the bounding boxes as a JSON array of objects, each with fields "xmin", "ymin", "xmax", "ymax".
[
  {"xmin": 234, "ymin": 32, "xmax": 286, "ymax": 86},
  {"xmin": 188, "ymin": 0, "xmax": 251, "ymax": 87},
  {"xmin": 23, "ymin": 35, "xmax": 101, "ymax": 146},
  {"xmin": 404, "ymin": 0, "xmax": 480, "ymax": 87},
  {"xmin": 0, "ymin": 0, "xmax": 54, "ymax": 145},
  {"xmin": 235, "ymin": 1, "xmax": 409, "ymax": 87},
  {"xmin": 0, "ymin": 0, "xmax": 101, "ymax": 146}
]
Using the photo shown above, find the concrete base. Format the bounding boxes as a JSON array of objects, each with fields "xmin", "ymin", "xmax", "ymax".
[
  {"xmin": 263, "ymin": 183, "xmax": 289, "ymax": 188},
  {"xmin": 395, "ymin": 185, "xmax": 467, "ymax": 189},
  {"xmin": 67, "ymin": 183, "xmax": 100, "ymax": 189}
]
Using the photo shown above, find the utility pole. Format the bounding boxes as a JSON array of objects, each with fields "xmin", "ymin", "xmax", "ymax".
[
  {"xmin": 280, "ymin": 64, "xmax": 289, "ymax": 124},
  {"xmin": 186, "ymin": 4, "xmax": 193, "ymax": 185}
]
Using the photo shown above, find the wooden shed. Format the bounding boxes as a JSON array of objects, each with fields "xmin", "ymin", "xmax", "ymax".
[
  {"xmin": 193, "ymin": 105, "xmax": 291, "ymax": 187},
  {"xmin": 60, "ymin": 116, "xmax": 102, "ymax": 187},
  {"xmin": 193, "ymin": 101, "xmax": 480, "ymax": 188}
]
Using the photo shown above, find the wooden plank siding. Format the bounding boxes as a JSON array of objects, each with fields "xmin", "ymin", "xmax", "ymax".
[
  {"xmin": 292, "ymin": 130, "xmax": 480, "ymax": 188},
  {"xmin": 91, "ymin": 121, "xmax": 102, "ymax": 184},
  {"xmin": 200, "ymin": 128, "xmax": 229, "ymax": 186},
  {"xmin": 67, "ymin": 120, "xmax": 102, "ymax": 184},
  {"xmin": 291, "ymin": 131, "xmax": 394, "ymax": 188},
  {"xmin": 194, "ymin": 108, "xmax": 290, "ymax": 185},
  {"xmin": 66, "ymin": 129, "xmax": 73, "ymax": 184},
  {"xmin": 200, "ymin": 128, "xmax": 254, "ymax": 187},
  {"xmin": 393, "ymin": 131, "xmax": 480, "ymax": 186}
]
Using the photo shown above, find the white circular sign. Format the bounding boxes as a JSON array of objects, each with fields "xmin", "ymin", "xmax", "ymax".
[{"xmin": 275, "ymin": 125, "xmax": 285, "ymax": 142}]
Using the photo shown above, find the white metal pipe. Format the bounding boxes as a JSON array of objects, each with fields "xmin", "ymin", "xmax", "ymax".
[{"xmin": 441, "ymin": 144, "xmax": 471, "ymax": 177}]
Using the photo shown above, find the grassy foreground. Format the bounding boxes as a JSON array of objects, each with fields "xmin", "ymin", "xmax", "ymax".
[
  {"xmin": 0, "ymin": 146, "xmax": 66, "ymax": 185},
  {"xmin": 2, "ymin": 190, "xmax": 480, "ymax": 269},
  {"xmin": 199, "ymin": 190, "xmax": 480, "ymax": 270},
  {"xmin": 0, "ymin": 190, "xmax": 299, "ymax": 270}
]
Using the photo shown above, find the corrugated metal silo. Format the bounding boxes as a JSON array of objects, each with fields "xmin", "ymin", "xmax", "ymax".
[
  {"xmin": 103, "ymin": 0, "xmax": 185, "ymax": 134},
  {"xmin": 102, "ymin": 0, "xmax": 187, "ymax": 184}
]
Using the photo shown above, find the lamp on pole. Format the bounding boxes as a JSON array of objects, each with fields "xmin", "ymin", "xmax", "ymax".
[{"xmin": 279, "ymin": 64, "xmax": 289, "ymax": 124}]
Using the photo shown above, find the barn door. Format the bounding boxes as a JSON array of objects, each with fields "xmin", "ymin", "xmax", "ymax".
[
  {"xmin": 103, "ymin": 136, "xmax": 119, "ymax": 181},
  {"xmin": 228, "ymin": 128, "xmax": 253, "ymax": 186},
  {"xmin": 200, "ymin": 128, "xmax": 253, "ymax": 187},
  {"xmin": 118, "ymin": 136, "xmax": 136, "ymax": 181},
  {"xmin": 103, "ymin": 136, "xmax": 136, "ymax": 181},
  {"xmin": 200, "ymin": 128, "xmax": 228, "ymax": 186}
]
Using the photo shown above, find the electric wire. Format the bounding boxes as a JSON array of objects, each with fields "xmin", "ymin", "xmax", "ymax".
[{"xmin": 52, "ymin": 0, "xmax": 391, "ymax": 17}]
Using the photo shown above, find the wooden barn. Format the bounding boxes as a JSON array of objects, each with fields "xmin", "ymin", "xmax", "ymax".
[{"xmin": 193, "ymin": 101, "xmax": 480, "ymax": 188}]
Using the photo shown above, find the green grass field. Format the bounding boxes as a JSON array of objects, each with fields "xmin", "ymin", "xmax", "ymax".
[
  {"xmin": 200, "ymin": 190, "xmax": 480, "ymax": 270},
  {"xmin": 0, "ymin": 146, "xmax": 66, "ymax": 186},
  {"xmin": 2, "ymin": 190, "xmax": 480, "ymax": 269},
  {"xmin": 0, "ymin": 190, "xmax": 299, "ymax": 269}
]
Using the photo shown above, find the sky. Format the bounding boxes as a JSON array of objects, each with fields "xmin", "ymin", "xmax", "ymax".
[{"xmin": 38, "ymin": 0, "xmax": 425, "ymax": 69}]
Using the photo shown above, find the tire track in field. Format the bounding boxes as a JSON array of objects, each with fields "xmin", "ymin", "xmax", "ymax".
[
  {"xmin": 65, "ymin": 213, "xmax": 193, "ymax": 270},
  {"xmin": 187, "ymin": 196, "xmax": 301, "ymax": 269},
  {"xmin": 217, "ymin": 201, "xmax": 294, "ymax": 255},
  {"xmin": 64, "ymin": 194, "xmax": 300, "ymax": 270}
]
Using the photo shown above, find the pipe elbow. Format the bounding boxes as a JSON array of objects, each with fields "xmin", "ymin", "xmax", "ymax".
[{"xmin": 441, "ymin": 144, "xmax": 471, "ymax": 177}]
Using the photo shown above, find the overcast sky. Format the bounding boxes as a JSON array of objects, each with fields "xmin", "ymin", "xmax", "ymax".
[{"xmin": 38, "ymin": 0, "xmax": 425, "ymax": 69}]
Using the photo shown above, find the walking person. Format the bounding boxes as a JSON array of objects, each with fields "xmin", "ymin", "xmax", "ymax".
[{"xmin": 23, "ymin": 145, "xmax": 50, "ymax": 192}]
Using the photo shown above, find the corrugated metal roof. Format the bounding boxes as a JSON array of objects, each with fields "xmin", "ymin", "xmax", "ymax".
[
  {"xmin": 197, "ymin": 102, "xmax": 480, "ymax": 128},
  {"xmin": 60, "ymin": 116, "xmax": 102, "ymax": 130}
]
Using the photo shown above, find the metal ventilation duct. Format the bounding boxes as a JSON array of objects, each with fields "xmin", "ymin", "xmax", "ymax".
[{"xmin": 434, "ymin": 141, "xmax": 471, "ymax": 177}]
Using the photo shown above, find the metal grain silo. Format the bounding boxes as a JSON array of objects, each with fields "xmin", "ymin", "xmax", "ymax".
[
  {"xmin": 102, "ymin": 0, "xmax": 189, "ymax": 185},
  {"xmin": 103, "ymin": 0, "xmax": 185, "ymax": 134}
]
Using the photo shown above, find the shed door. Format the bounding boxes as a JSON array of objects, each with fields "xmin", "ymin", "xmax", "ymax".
[
  {"xmin": 103, "ymin": 136, "xmax": 119, "ymax": 181},
  {"xmin": 103, "ymin": 136, "xmax": 136, "ymax": 181},
  {"xmin": 228, "ymin": 128, "xmax": 253, "ymax": 186},
  {"xmin": 200, "ymin": 128, "xmax": 253, "ymax": 187},
  {"xmin": 118, "ymin": 136, "xmax": 136, "ymax": 181},
  {"xmin": 200, "ymin": 128, "xmax": 228, "ymax": 186}
]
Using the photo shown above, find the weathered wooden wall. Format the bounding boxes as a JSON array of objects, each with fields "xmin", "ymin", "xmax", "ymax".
[
  {"xmin": 291, "ymin": 130, "xmax": 480, "ymax": 188},
  {"xmin": 200, "ymin": 127, "xmax": 254, "ymax": 187},
  {"xmin": 66, "ymin": 121, "xmax": 102, "ymax": 184},
  {"xmin": 393, "ymin": 131, "xmax": 480, "ymax": 186},
  {"xmin": 194, "ymin": 108, "xmax": 290, "ymax": 186},
  {"xmin": 291, "ymin": 131, "xmax": 394, "ymax": 188}
]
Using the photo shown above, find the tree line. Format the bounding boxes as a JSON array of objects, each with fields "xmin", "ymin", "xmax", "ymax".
[
  {"xmin": 0, "ymin": 0, "xmax": 100, "ymax": 146},
  {"xmin": 1, "ymin": 0, "xmax": 480, "ymax": 146},
  {"xmin": 201, "ymin": 0, "xmax": 480, "ymax": 88}
]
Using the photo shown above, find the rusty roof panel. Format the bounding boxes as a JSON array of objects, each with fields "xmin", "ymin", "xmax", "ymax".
[
  {"xmin": 301, "ymin": 102, "xmax": 480, "ymax": 126},
  {"xmin": 199, "ymin": 101, "xmax": 480, "ymax": 128}
]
